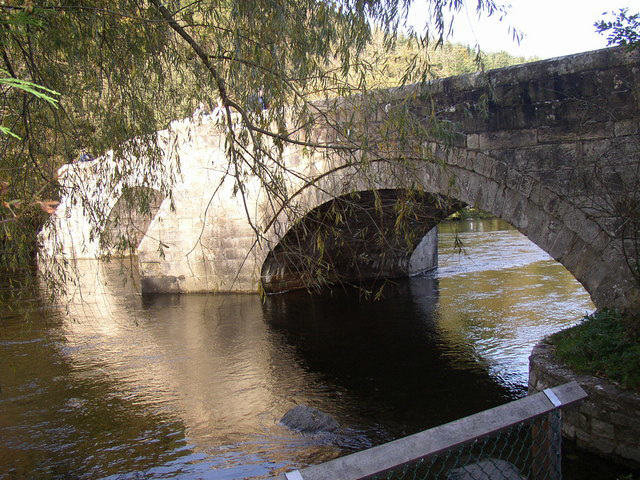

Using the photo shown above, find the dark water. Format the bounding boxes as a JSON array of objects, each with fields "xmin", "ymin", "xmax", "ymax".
[{"xmin": 0, "ymin": 219, "xmax": 600, "ymax": 479}]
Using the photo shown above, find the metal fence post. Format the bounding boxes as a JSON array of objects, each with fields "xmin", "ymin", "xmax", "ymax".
[{"xmin": 530, "ymin": 409, "xmax": 562, "ymax": 480}]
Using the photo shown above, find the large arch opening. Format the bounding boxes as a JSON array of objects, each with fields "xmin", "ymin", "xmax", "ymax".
[
  {"xmin": 102, "ymin": 186, "xmax": 165, "ymax": 254},
  {"xmin": 260, "ymin": 189, "xmax": 464, "ymax": 293}
]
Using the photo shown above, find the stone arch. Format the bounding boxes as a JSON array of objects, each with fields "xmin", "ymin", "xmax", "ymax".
[
  {"xmin": 258, "ymin": 147, "xmax": 633, "ymax": 309},
  {"xmin": 103, "ymin": 186, "xmax": 165, "ymax": 253}
]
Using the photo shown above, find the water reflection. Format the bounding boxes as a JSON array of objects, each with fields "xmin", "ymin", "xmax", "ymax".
[
  {"xmin": 0, "ymin": 219, "xmax": 594, "ymax": 479},
  {"xmin": 262, "ymin": 276, "xmax": 514, "ymax": 439},
  {"xmin": 57, "ymin": 262, "xmax": 332, "ymax": 478}
]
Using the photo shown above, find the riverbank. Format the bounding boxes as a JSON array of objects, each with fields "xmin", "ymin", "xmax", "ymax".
[{"xmin": 529, "ymin": 338, "xmax": 640, "ymax": 471}]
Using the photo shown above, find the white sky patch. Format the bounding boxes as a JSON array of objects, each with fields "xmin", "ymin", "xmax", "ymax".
[{"xmin": 408, "ymin": 0, "xmax": 637, "ymax": 59}]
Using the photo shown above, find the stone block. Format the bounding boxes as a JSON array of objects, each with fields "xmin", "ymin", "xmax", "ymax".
[
  {"xmin": 566, "ymin": 410, "xmax": 589, "ymax": 431},
  {"xmin": 492, "ymin": 161, "xmax": 509, "ymax": 184},
  {"xmin": 177, "ymin": 218, "xmax": 193, "ymax": 231},
  {"xmin": 573, "ymin": 217, "xmax": 605, "ymax": 246},
  {"xmin": 583, "ymin": 261, "xmax": 612, "ymax": 295},
  {"xmin": 467, "ymin": 133, "xmax": 480, "ymax": 150},
  {"xmin": 478, "ymin": 180, "xmax": 499, "ymax": 213},
  {"xmin": 460, "ymin": 151, "xmax": 475, "ymax": 171},
  {"xmin": 503, "ymin": 195, "xmax": 527, "ymax": 231},
  {"xmin": 455, "ymin": 151, "xmax": 472, "ymax": 169},
  {"xmin": 490, "ymin": 82, "xmax": 525, "ymax": 105},
  {"xmin": 490, "ymin": 105, "xmax": 535, "ymax": 131},
  {"xmin": 464, "ymin": 176, "xmax": 485, "ymax": 205},
  {"xmin": 581, "ymin": 137, "xmax": 616, "ymax": 161},
  {"xmin": 516, "ymin": 175, "xmax": 534, "ymax": 197},
  {"xmin": 575, "ymin": 428, "xmax": 592, "ymax": 443},
  {"xmin": 478, "ymin": 129, "xmax": 538, "ymax": 150},
  {"xmin": 537, "ymin": 126, "xmax": 579, "ymax": 143},
  {"xmin": 563, "ymin": 422, "xmax": 576, "ymax": 440},
  {"xmin": 527, "ymin": 213, "xmax": 552, "ymax": 251},
  {"xmin": 472, "ymin": 153, "xmax": 493, "ymax": 177},
  {"xmin": 542, "ymin": 193, "xmax": 570, "ymax": 220},
  {"xmin": 588, "ymin": 230, "xmax": 613, "ymax": 255},
  {"xmin": 218, "ymin": 236, "xmax": 249, "ymax": 250},
  {"xmin": 614, "ymin": 119, "xmax": 639, "ymax": 137},
  {"xmin": 617, "ymin": 394, "xmax": 640, "ymax": 413},
  {"xmin": 592, "ymin": 419, "xmax": 616, "ymax": 439},
  {"xmin": 616, "ymin": 425, "xmax": 640, "ymax": 445},
  {"xmin": 505, "ymin": 167, "xmax": 522, "ymax": 192},
  {"xmin": 527, "ymin": 182, "xmax": 545, "ymax": 206},
  {"xmin": 549, "ymin": 227, "xmax": 578, "ymax": 263},
  {"xmin": 614, "ymin": 445, "xmax": 640, "ymax": 464},
  {"xmin": 490, "ymin": 186, "xmax": 507, "ymax": 219},
  {"xmin": 579, "ymin": 121, "xmax": 615, "ymax": 140},
  {"xmin": 590, "ymin": 438, "xmax": 616, "ymax": 455},
  {"xmin": 562, "ymin": 243, "xmax": 594, "ymax": 282},
  {"xmin": 600, "ymin": 399, "xmax": 623, "ymax": 413}
]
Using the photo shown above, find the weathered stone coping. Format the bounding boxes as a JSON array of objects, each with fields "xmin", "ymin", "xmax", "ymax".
[{"xmin": 529, "ymin": 337, "xmax": 640, "ymax": 467}]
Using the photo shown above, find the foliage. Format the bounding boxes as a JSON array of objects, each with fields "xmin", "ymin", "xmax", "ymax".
[
  {"xmin": 595, "ymin": 8, "xmax": 640, "ymax": 49},
  {"xmin": 0, "ymin": 71, "xmax": 59, "ymax": 139},
  {"xmin": 551, "ymin": 309, "xmax": 640, "ymax": 391},
  {"xmin": 361, "ymin": 32, "xmax": 535, "ymax": 90}
]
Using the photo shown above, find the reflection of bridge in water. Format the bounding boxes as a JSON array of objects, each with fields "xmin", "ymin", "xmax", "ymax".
[
  {"xmin": 60, "ymin": 259, "xmax": 320, "ymax": 476},
  {"xmin": 58, "ymin": 256, "xmax": 515, "ymax": 477},
  {"xmin": 47, "ymin": 46, "xmax": 640, "ymax": 310}
]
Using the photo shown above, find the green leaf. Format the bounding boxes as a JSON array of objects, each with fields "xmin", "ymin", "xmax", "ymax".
[
  {"xmin": 0, "ymin": 126, "xmax": 21, "ymax": 139},
  {"xmin": 0, "ymin": 75, "xmax": 60, "ymax": 107}
]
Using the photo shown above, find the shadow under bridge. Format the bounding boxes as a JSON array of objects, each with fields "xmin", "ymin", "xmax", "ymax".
[{"xmin": 260, "ymin": 189, "xmax": 464, "ymax": 293}]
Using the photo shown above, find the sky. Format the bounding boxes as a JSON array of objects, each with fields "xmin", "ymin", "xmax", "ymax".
[{"xmin": 409, "ymin": 0, "xmax": 637, "ymax": 59}]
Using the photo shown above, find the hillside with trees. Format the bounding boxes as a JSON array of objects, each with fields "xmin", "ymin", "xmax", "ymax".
[{"xmin": 361, "ymin": 32, "xmax": 535, "ymax": 89}]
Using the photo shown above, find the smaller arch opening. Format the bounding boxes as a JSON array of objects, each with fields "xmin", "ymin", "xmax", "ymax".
[
  {"xmin": 260, "ymin": 189, "xmax": 464, "ymax": 293},
  {"xmin": 102, "ymin": 186, "xmax": 165, "ymax": 254}
]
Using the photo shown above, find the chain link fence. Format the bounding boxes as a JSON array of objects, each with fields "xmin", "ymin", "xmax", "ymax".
[
  {"xmin": 371, "ymin": 410, "xmax": 561, "ymax": 480},
  {"xmin": 277, "ymin": 382, "xmax": 586, "ymax": 480}
]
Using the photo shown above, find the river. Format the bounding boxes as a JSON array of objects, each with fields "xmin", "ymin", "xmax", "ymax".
[{"xmin": 0, "ymin": 219, "xmax": 602, "ymax": 479}]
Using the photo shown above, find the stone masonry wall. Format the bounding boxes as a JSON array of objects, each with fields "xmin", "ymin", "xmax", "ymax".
[
  {"xmin": 529, "ymin": 338, "xmax": 640, "ymax": 466},
  {"xmin": 45, "ymin": 46, "xmax": 640, "ymax": 303}
]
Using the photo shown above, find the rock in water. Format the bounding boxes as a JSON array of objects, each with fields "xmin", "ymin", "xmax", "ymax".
[{"xmin": 280, "ymin": 405, "xmax": 339, "ymax": 433}]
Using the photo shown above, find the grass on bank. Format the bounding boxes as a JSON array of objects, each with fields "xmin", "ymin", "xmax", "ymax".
[{"xmin": 551, "ymin": 309, "xmax": 640, "ymax": 392}]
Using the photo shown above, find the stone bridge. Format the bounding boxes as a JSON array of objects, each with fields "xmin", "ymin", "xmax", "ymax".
[{"xmin": 47, "ymin": 46, "xmax": 640, "ymax": 311}]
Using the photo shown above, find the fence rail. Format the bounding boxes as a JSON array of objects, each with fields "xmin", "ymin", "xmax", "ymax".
[{"xmin": 275, "ymin": 382, "xmax": 587, "ymax": 480}]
